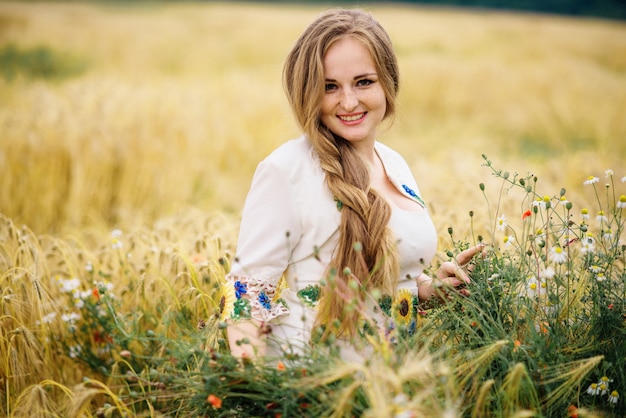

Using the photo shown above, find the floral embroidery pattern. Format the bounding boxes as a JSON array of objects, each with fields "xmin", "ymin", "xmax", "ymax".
[
  {"xmin": 402, "ymin": 184, "xmax": 426, "ymax": 207},
  {"xmin": 225, "ymin": 275, "xmax": 290, "ymax": 322},
  {"xmin": 392, "ymin": 289, "xmax": 413, "ymax": 328},
  {"xmin": 258, "ymin": 291, "xmax": 271, "ymax": 309},
  {"xmin": 297, "ymin": 284, "xmax": 321, "ymax": 307},
  {"xmin": 234, "ymin": 281, "xmax": 247, "ymax": 299}
]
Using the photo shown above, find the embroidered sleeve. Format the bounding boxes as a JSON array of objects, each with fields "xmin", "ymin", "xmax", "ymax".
[
  {"xmin": 225, "ymin": 274, "xmax": 290, "ymax": 322},
  {"xmin": 222, "ymin": 158, "xmax": 301, "ymax": 322}
]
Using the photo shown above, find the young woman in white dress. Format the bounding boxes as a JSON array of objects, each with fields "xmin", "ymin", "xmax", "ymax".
[{"xmin": 223, "ymin": 8, "xmax": 483, "ymax": 361}]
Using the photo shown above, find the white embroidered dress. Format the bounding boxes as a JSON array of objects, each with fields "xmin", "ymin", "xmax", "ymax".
[{"xmin": 225, "ymin": 136, "xmax": 437, "ymax": 359}]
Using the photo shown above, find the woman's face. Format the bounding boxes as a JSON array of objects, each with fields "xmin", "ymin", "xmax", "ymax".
[{"xmin": 320, "ymin": 36, "xmax": 387, "ymax": 148}]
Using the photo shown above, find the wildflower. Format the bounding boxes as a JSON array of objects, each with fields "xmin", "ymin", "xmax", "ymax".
[
  {"xmin": 513, "ymin": 340, "xmax": 521, "ymax": 352},
  {"xmin": 40, "ymin": 312, "xmax": 57, "ymax": 324},
  {"xmin": 595, "ymin": 272, "xmax": 606, "ymax": 282},
  {"xmin": 622, "ymin": 176, "xmax": 626, "ymax": 183},
  {"xmin": 602, "ymin": 228, "xmax": 614, "ymax": 242},
  {"xmin": 503, "ymin": 235, "xmax": 515, "ymax": 247},
  {"xmin": 92, "ymin": 287, "xmax": 100, "ymax": 301},
  {"xmin": 599, "ymin": 376, "xmax": 613, "ymax": 391},
  {"xmin": 580, "ymin": 234, "xmax": 596, "ymax": 254},
  {"xmin": 277, "ymin": 361, "xmax": 286, "ymax": 371},
  {"xmin": 581, "ymin": 208, "xmax": 590, "ymax": 219},
  {"xmin": 608, "ymin": 390, "xmax": 619, "ymax": 404},
  {"xmin": 57, "ymin": 277, "xmax": 81, "ymax": 293},
  {"xmin": 85, "ymin": 261, "xmax": 93, "ymax": 272},
  {"xmin": 120, "ymin": 350, "xmax": 132, "ymax": 358},
  {"xmin": 567, "ymin": 405, "xmax": 578, "ymax": 418},
  {"xmin": 550, "ymin": 246, "xmax": 567, "ymax": 264},
  {"xmin": 596, "ymin": 210, "xmax": 608, "ymax": 223},
  {"xmin": 536, "ymin": 321, "xmax": 549, "ymax": 335},
  {"xmin": 496, "ymin": 215, "xmax": 507, "ymax": 231},
  {"xmin": 541, "ymin": 266, "xmax": 555, "ymax": 279},
  {"xmin": 207, "ymin": 394, "xmax": 222, "ymax": 409},
  {"xmin": 68, "ymin": 345, "xmax": 82, "ymax": 359},
  {"xmin": 111, "ymin": 229, "xmax": 123, "ymax": 250},
  {"xmin": 392, "ymin": 289, "xmax": 414, "ymax": 328},
  {"xmin": 526, "ymin": 276, "xmax": 539, "ymax": 298},
  {"xmin": 586, "ymin": 383, "xmax": 599, "ymax": 395},
  {"xmin": 598, "ymin": 382, "xmax": 609, "ymax": 396},
  {"xmin": 532, "ymin": 198, "xmax": 546, "ymax": 209},
  {"xmin": 522, "ymin": 209, "xmax": 532, "ymax": 220},
  {"xmin": 61, "ymin": 312, "xmax": 81, "ymax": 323},
  {"xmin": 605, "ymin": 169, "xmax": 614, "ymax": 177},
  {"xmin": 618, "ymin": 195, "xmax": 626, "ymax": 209},
  {"xmin": 584, "ymin": 176, "xmax": 599, "ymax": 185}
]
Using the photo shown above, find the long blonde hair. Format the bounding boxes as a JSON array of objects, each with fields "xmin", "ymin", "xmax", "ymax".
[{"xmin": 283, "ymin": 9, "xmax": 400, "ymax": 337}]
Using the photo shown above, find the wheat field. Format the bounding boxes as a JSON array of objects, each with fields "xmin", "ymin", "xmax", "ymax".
[{"xmin": 1, "ymin": 1, "xmax": 626, "ymax": 416}]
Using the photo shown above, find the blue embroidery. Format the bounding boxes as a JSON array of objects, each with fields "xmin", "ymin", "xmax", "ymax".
[
  {"xmin": 258, "ymin": 291, "xmax": 271, "ymax": 309},
  {"xmin": 234, "ymin": 281, "xmax": 247, "ymax": 299},
  {"xmin": 402, "ymin": 184, "xmax": 425, "ymax": 206}
]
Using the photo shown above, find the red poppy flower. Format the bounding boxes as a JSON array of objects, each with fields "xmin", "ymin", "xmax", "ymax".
[{"xmin": 207, "ymin": 394, "xmax": 222, "ymax": 408}]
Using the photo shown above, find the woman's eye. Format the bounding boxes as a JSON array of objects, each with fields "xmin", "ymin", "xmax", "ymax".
[
  {"xmin": 325, "ymin": 83, "xmax": 337, "ymax": 92},
  {"xmin": 357, "ymin": 79, "xmax": 373, "ymax": 87}
]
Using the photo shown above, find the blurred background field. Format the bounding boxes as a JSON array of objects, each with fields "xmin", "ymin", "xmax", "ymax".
[
  {"xmin": 1, "ymin": 1, "xmax": 626, "ymax": 416},
  {"xmin": 1, "ymin": 1, "xmax": 625, "ymax": 240}
]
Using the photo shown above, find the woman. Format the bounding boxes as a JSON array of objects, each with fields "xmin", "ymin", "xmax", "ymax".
[{"xmin": 223, "ymin": 8, "xmax": 482, "ymax": 361}]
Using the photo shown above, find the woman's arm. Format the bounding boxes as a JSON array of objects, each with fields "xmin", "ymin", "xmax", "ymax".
[{"xmin": 227, "ymin": 320, "xmax": 267, "ymax": 359}]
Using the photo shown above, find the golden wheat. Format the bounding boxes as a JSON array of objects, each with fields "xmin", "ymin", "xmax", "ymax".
[{"xmin": 1, "ymin": 2, "xmax": 625, "ymax": 415}]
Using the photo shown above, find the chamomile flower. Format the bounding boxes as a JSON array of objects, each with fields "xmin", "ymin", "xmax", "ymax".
[
  {"xmin": 496, "ymin": 215, "xmax": 507, "ymax": 231},
  {"xmin": 584, "ymin": 176, "xmax": 599, "ymax": 185},
  {"xmin": 57, "ymin": 277, "xmax": 81, "ymax": 293},
  {"xmin": 602, "ymin": 228, "xmax": 614, "ymax": 242},
  {"xmin": 503, "ymin": 235, "xmax": 515, "ymax": 247},
  {"xmin": 598, "ymin": 381, "xmax": 610, "ymax": 396},
  {"xmin": 622, "ymin": 176, "xmax": 626, "ymax": 183},
  {"xmin": 605, "ymin": 169, "xmax": 614, "ymax": 178},
  {"xmin": 608, "ymin": 390, "xmax": 619, "ymax": 404},
  {"xmin": 111, "ymin": 229, "xmax": 123, "ymax": 250},
  {"xmin": 596, "ymin": 211, "xmax": 608, "ymax": 223},
  {"xmin": 61, "ymin": 312, "xmax": 81, "ymax": 323},
  {"xmin": 541, "ymin": 266, "xmax": 556, "ymax": 279},
  {"xmin": 580, "ymin": 234, "xmax": 596, "ymax": 254},
  {"xmin": 589, "ymin": 265, "xmax": 603, "ymax": 274},
  {"xmin": 596, "ymin": 272, "xmax": 607, "ymax": 282},
  {"xmin": 526, "ymin": 276, "xmax": 539, "ymax": 298},
  {"xmin": 587, "ymin": 383, "xmax": 600, "ymax": 396},
  {"xmin": 550, "ymin": 245, "xmax": 567, "ymax": 264},
  {"xmin": 617, "ymin": 195, "xmax": 626, "ymax": 209},
  {"xmin": 581, "ymin": 208, "xmax": 590, "ymax": 220}
]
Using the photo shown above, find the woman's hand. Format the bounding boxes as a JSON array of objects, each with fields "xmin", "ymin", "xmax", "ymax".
[{"xmin": 419, "ymin": 244, "xmax": 486, "ymax": 302}]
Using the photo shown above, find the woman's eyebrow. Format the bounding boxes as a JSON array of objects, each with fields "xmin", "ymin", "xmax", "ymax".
[{"xmin": 325, "ymin": 72, "xmax": 378, "ymax": 82}]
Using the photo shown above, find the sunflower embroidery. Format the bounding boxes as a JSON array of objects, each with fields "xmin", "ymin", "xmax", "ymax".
[
  {"xmin": 219, "ymin": 283, "xmax": 237, "ymax": 322},
  {"xmin": 392, "ymin": 289, "xmax": 414, "ymax": 329}
]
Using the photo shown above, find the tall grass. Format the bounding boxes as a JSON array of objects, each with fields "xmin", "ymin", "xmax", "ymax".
[{"xmin": 0, "ymin": 1, "xmax": 625, "ymax": 416}]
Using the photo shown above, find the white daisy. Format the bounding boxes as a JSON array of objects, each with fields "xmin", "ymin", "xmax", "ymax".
[
  {"xmin": 496, "ymin": 215, "xmax": 507, "ymax": 231},
  {"xmin": 584, "ymin": 176, "xmax": 599, "ymax": 185},
  {"xmin": 550, "ymin": 246, "xmax": 567, "ymax": 264}
]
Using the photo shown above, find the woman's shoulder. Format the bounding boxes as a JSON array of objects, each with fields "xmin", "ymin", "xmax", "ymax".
[{"xmin": 264, "ymin": 136, "xmax": 313, "ymax": 166}]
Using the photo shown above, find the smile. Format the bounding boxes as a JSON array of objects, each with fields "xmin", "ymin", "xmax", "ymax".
[{"xmin": 338, "ymin": 113, "xmax": 365, "ymax": 122}]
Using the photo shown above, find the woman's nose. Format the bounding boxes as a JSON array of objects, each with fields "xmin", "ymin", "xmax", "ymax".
[{"xmin": 340, "ymin": 88, "xmax": 358, "ymax": 111}]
